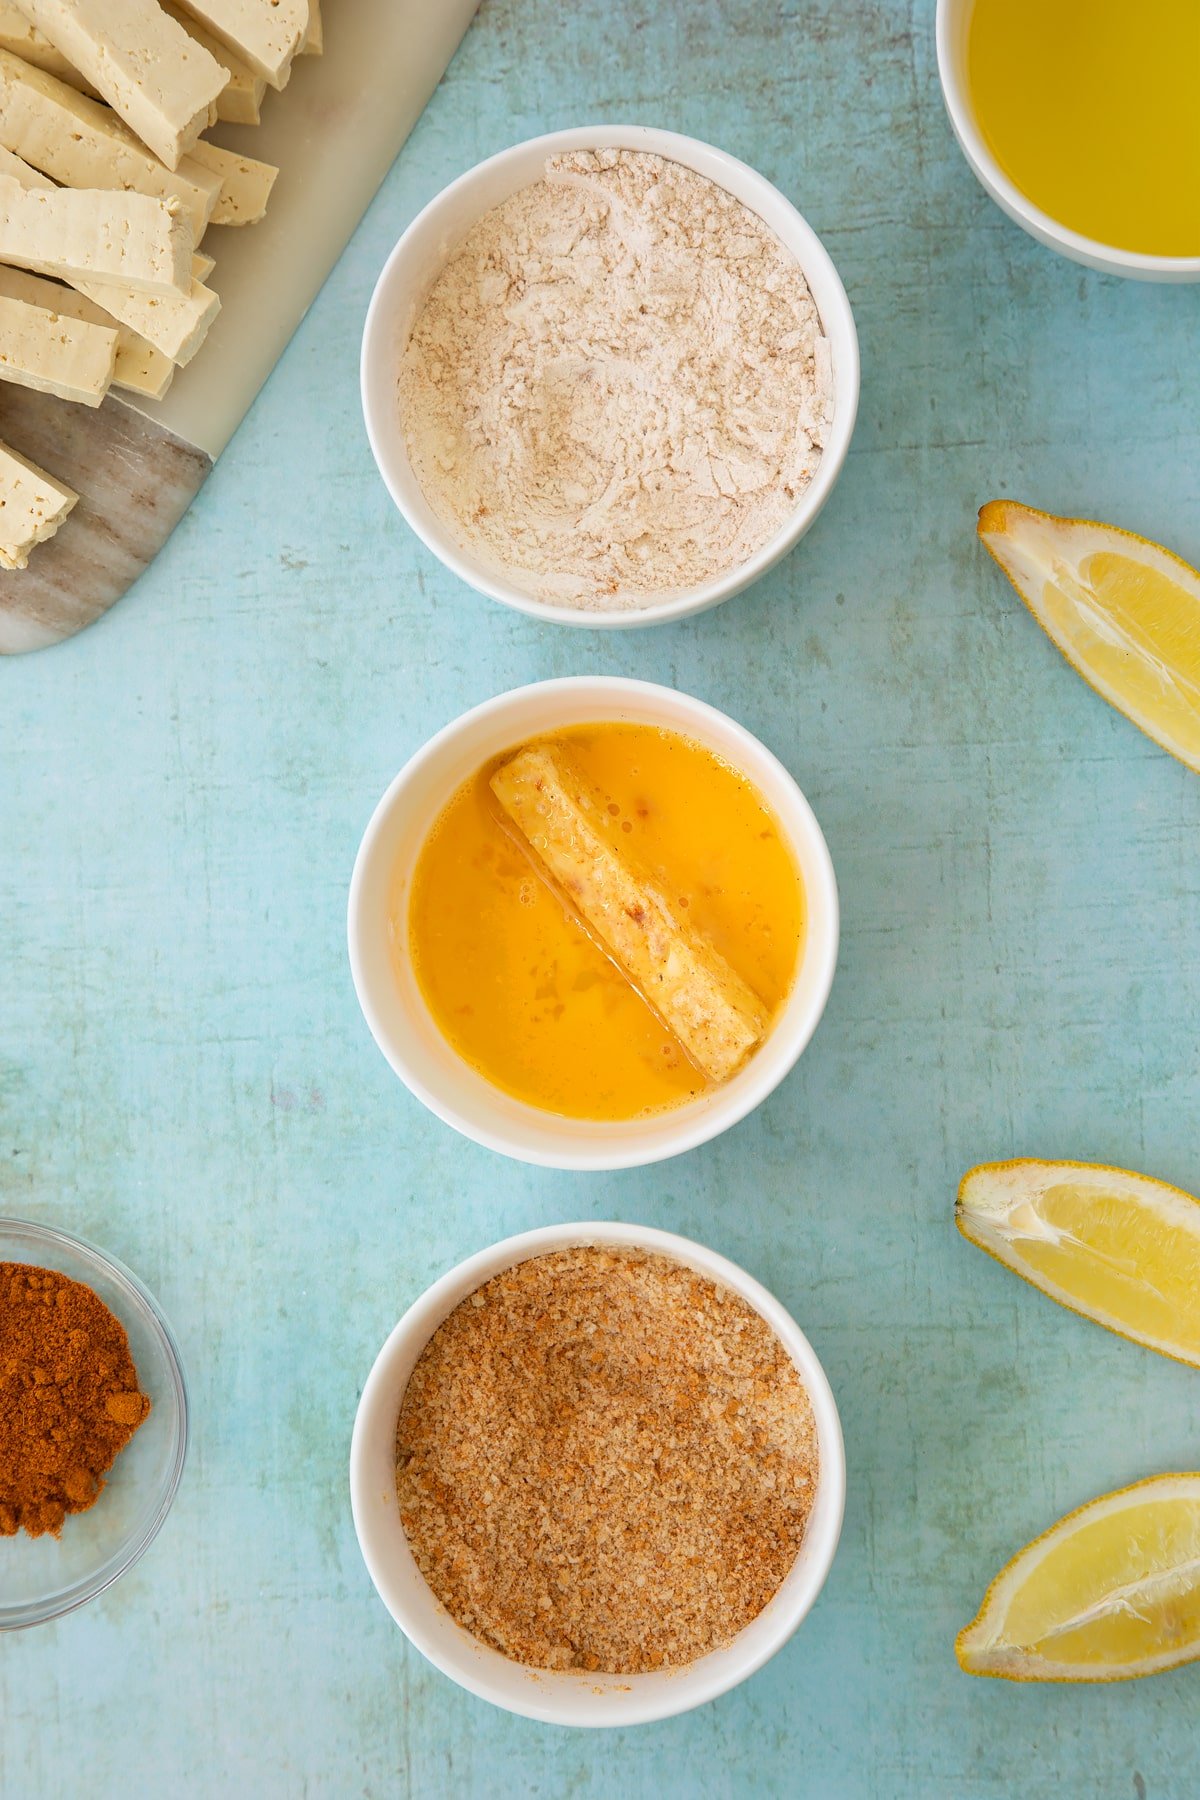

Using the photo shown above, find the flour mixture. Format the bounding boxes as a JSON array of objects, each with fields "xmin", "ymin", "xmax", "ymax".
[{"xmin": 398, "ymin": 149, "xmax": 832, "ymax": 609}]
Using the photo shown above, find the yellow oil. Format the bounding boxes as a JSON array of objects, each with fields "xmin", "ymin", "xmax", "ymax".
[
  {"xmin": 400, "ymin": 723, "xmax": 804, "ymax": 1121},
  {"xmin": 967, "ymin": 0, "xmax": 1200, "ymax": 256}
]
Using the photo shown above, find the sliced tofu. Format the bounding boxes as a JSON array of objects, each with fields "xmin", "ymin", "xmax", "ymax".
[
  {"xmin": 300, "ymin": 0, "xmax": 321, "ymax": 55},
  {"xmin": 0, "ymin": 149, "xmax": 215, "ymax": 363},
  {"xmin": 0, "ymin": 0, "xmax": 97, "ymax": 93},
  {"xmin": 107, "ymin": 319, "xmax": 174, "ymax": 395},
  {"xmin": 160, "ymin": 0, "xmax": 264, "ymax": 125},
  {"xmin": 0, "ymin": 262, "xmax": 173, "ymax": 397},
  {"xmin": 0, "ymin": 436, "xmax": 76, "ymax": 568},
  {"xmin": 0, "ymin": 49, "xmax": 220, "ymax": 239},
  {"xmin": 14, "ymin": 0, "xmax": 228, "ymax": 168},
  {"xmin": 0, "ymin": 175, "xmax": 193, "ymax": 294},
  {"xmin": 71, "ymin": 268, "xmax": 219, "ymax": 366},
  {"xmin": 186, "ymin": 138, "xmax": 275, "ymax": 225},
  {"xmin": 0, "ymin": 286, "xmax": 116, "ymax": 402},
  {"xmin": 173, "ymin": 0, "xmax": 309, "ymax": 91},
  {"xmin": 0, "ymin": 138, "xmax": 41, "ymax": 184},
  {"xmin": 491, "ymin": 745, "xmax": 771, "ymax": 1084}
]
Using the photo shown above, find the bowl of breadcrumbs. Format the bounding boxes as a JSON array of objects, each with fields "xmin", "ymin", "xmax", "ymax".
[{"xmin": 350, "ymin": 1221, "xmax": 844, "ymax": 1726}]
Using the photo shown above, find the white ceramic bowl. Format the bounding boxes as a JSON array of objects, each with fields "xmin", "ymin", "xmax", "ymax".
[
  {"xmin": 361, "ymin": 124, "xmax": 860, "ymax": 626},
  {"xmin": 347, "ymin": 677, "xmax": 839, "ymax": 1170},
  {"xmin": 936, "ymin": 0, "xmax": 1200, "ymax": 282},
  {"xmin": 350, "ymin": 1220, "xmax": 845, "ymax": 1727}
]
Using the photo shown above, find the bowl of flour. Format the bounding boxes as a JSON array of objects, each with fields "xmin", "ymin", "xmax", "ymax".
[{"xmin": 362, "ymin": 127, "xmax": 859, "ymax": 628}]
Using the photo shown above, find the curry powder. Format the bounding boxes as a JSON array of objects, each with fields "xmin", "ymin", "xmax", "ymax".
[{"xmin": 0, "ymin": 1262, "xmax": 151, "ymax": 1538}]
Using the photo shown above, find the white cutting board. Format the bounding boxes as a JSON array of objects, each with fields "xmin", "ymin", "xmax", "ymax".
[{"xmin": 0, "ymin": 0, "xmax": 480, "ymax": 654}]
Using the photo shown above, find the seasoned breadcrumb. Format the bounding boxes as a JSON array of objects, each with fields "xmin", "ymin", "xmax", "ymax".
[{"xmin": 396, "ymin": 1247, "xmax": 818, "ymax": 1673}]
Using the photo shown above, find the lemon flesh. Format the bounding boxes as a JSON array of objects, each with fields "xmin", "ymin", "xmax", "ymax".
[
  {"xmin": 958, "ymin": 1159, "xmax": 1200, "ymax": 1368},
  {"xmin": 978, "ymin": 500, "xmax": 1200, "ymax": 773},
  {"xmin": 958, "ymin": 1475, "xmax": 1200, "ymax": 1681}
]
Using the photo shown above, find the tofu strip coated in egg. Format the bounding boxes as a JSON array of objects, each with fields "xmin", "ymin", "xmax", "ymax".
[{"xmin": 490, "ymin": 745, "xmax": 769, "ymax": 1084}]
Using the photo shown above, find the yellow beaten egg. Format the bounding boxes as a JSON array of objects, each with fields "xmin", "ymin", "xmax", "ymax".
[{"xmin": 397, "ymin": 722, "xmax": 805, "ymax": 1121}]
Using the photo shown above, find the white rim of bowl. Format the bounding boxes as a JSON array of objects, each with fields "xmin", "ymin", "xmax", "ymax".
[
  {"xmin": 935, "ymin": 0, "xmax": 1200, "ymax": 281},
  {"xmin": 0, "ymin": 1216, "xmax": 189, "ymax": 1631},
  {"xmin": 347, "ymin": 676, "xmax": 840, "ymax": 1170},
  {"xmin": 349, "ymin": 1220, "xmax": 847, "ymax": 1726},
  {"xmin": 361, "ymin": 123, "xmax": 861, "ymax": 626}
]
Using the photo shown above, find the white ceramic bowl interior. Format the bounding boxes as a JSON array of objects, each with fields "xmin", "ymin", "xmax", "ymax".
[
  {"xmin": 362, "ymin": 124, "xmax": 860, "ymax": 626},
  {"xmin": 936, "ymin": 0, "xmax": 1200, "ymax": 282},
  {"xmin": 350, "ymin": 1221, "xmax": 846, "ymax": 1727},
  {"xmin": 347, "ymin": 677, "xmax": 839, "ymax": 1170}
]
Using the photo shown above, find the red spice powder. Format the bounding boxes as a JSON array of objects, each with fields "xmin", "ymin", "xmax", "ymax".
[{"xmin": 0, "ymin": 1262, "xmax": 151, "ymax": 1538}]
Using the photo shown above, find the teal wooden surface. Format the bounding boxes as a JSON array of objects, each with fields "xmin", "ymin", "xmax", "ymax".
[{"xmin": 3, "ymin": 0, "xmax": 1199, "ymax": 1793}]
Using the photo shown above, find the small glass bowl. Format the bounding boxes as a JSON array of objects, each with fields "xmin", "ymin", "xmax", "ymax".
[{"xmin": 0, "ymin": 1218, "xmax": 188, "ymax": 1630}]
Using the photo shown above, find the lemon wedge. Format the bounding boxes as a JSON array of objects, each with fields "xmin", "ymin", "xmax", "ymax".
[
  {"xmin": 978, "ymin": 500, "xmax": 1200, "ymax": 772},
  {"xmin": 957, "ymin": 1474, "xmax": 1200, "ymax": 1682},
  {"xmin": 958, "ymin": 1159, "xmax": 1200, "ymax": 1369}
]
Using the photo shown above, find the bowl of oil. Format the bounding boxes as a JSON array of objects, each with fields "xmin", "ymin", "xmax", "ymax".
[
  {"xmin": 937, "ymin": 0, "xmax": 1200, "ymax": 280},
  {"xmin": 347, "ymin": 678, "xmax": 839, "ymax": 1170}
]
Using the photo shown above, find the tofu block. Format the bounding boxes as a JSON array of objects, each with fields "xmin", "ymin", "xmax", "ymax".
[
  {"xmin": 300, "ymin": 0, "xmax": 320, "ymax": 54},
  {"xmin": 0, "ymin": 436, "xmax": 75, "ymax": 568},
  {"xmin": 0, "ymin": 150, "xmax": 217, "ymax": 364},
  {"xmin": 160, "ymin": 0, "xmax": 264, "ymax": 124},
  {"xmin": 14, "ymin": 0, "xmax": 228, "ymax": 168},
  {"xmin": 108, "ymin": 319, "xmax": 174, "ymax": 394},
  {"xmin": 0, "ymin": 285, "xmax": 115, "ymax": 401},
  {"xmin": 491, "ymin": 745, "xmax": 770, "ymax": 1084},
  {"xmin": 173, "ymin": 0, "xmax": 308, "ymax": 91},
  {"xmin": 186, "ymin": 138, "xmax": 275, "ymax": 225},
  {"xmin": 0, "ymin": 262, "xmax": 173, "ymax": 397},
  {"xmin": 0, "ymin": 49, "xmax": 220, "ymax": 238},
  {"xmin": 0, "ymin": 175, "xmax": 193, "ymax": 293},
  {"xmin": 0, "ymin": 0, "xmax": 96, "ymax": 92},
  {"xmin": 71, "ymin": 267, "xmax": 219, "ymax": 365},
  {"xmin": 0, "ymin": 138, "xmax": 41, "ymax": 183}
]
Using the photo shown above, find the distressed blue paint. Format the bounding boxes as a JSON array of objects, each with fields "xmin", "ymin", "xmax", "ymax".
[{"xmin": 2, "ymin": 1, "xmax": 1199, "ymax": 1794}]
